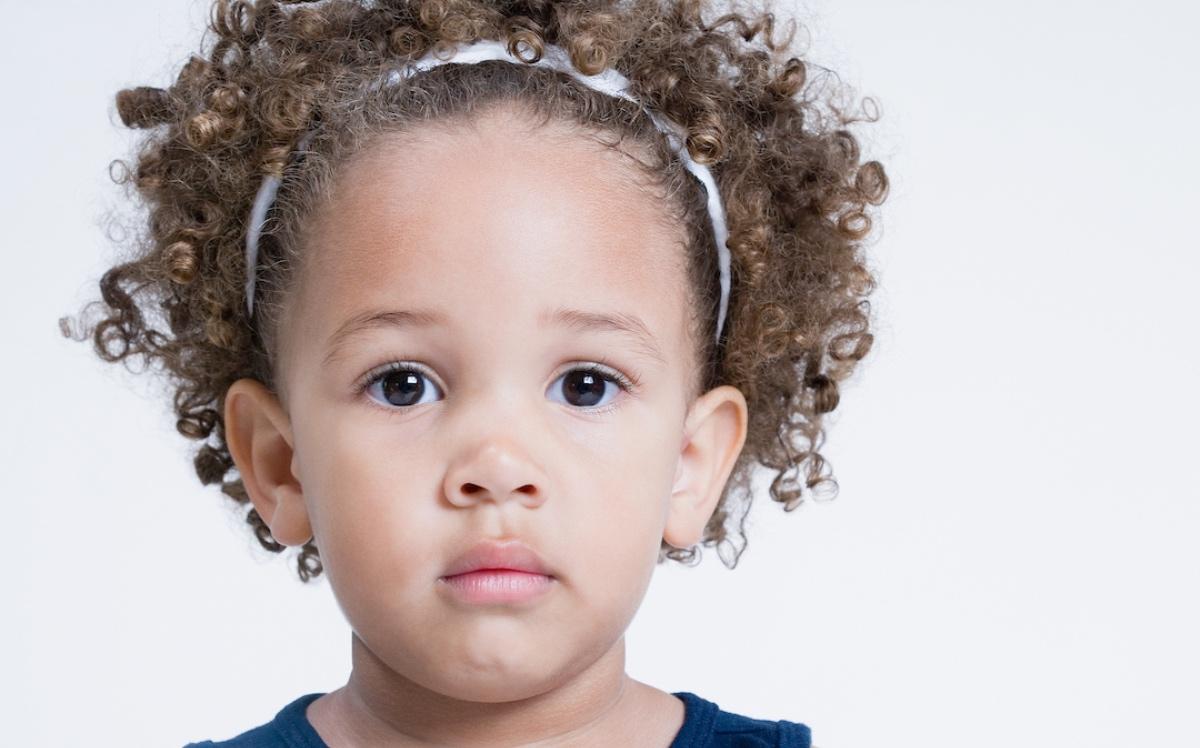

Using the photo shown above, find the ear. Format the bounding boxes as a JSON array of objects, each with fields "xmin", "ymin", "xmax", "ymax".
[
  {"xmin": 664, "ymin": 384, "xmax": 749, "ymax": 549},
  {"xmin": 223, "ymin": 378, "xmax": 312, "ymax": 546}
]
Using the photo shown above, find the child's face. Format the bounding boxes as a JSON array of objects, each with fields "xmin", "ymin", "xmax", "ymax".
[{"xmin": 228, "ymin": 105, "xmax": 747, "ymax": 702}]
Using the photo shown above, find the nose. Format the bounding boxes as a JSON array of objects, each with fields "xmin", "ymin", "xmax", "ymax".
[{"xmin": 443, "ymin": 439, "xmax": 548, "ymax": 510}]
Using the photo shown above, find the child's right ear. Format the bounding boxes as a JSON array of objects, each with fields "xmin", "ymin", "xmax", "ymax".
[{"xmin": 223, "ymin": 379, "xmax": 313, "ymax": 546}]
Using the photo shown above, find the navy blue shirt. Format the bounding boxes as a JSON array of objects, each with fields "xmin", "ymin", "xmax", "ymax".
[{"xmin": 184, "ymin": 691, "xmax": 812, "ymax": 747}]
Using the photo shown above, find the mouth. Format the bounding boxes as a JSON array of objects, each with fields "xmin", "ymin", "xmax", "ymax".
[
  {"xmin": 439, "ymin": 538, "xmax": 556, "ymax": 605},
  {"xmin": 440, "ymin": 538, "xmax": 555, "ymax": 578},
  {"xmin": 438, "ymin": 569, "xmax": 556, "ymax": 604}
]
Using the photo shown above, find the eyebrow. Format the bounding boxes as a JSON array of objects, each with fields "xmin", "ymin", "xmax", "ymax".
[{"xmin": 322, "ymin": 305, "xmax": 667, "ymax": 366}]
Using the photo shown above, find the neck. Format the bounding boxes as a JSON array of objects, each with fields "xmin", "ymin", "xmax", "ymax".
[{"xmin": 309, "ymin": 631, "xmax": 642, "ymax": 746}]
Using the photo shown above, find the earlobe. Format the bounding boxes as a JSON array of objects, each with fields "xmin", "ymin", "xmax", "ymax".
[
  {"xmin": 663, "ymin": 385, "xmax": 749, "ymax": 549},
  {"xmin": 223, "ymin": 378, "xmax": 312, "ymax": 546}
]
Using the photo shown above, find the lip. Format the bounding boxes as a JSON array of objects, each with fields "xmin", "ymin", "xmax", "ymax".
[
  {"xmin": 439, "ymin": 570, "xmax": 555, "ymax": 604},
  {"xmin": 440, "ymin": 538, "xmax": 555, "ymax": 579}
]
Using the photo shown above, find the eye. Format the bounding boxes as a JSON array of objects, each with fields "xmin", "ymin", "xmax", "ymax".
[
  {"xmin": 359, "ymin": 363, "xmax": 443, "ymax": 409},
  {"xmin": 547, "ymin": 363, "xmax": 637, "ymax": 412}
]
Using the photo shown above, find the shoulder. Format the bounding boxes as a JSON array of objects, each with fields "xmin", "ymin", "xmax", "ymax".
[
  {"xmin": 671, "ymin": 691, "xmax": 812, "ymax": 748},
  {"xmin": 182, "ymin": 692, "xmax": 328, "ymax": 748}
]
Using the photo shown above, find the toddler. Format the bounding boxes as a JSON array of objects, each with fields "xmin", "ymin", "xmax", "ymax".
[{"xmin": 63, "ymin": 0, "xmax": 888, "ymax": 745}]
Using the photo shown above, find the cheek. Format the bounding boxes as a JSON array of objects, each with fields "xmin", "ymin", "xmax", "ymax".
[
  {"xmin": 298, "ymin": 414, "xmax": 444, "ymax": 601},
  {"xmin": 565, "ymin": 417, "xmax": 679, "ymax": 597}
]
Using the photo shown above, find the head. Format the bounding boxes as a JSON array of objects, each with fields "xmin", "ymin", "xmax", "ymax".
[
  {"xmin": 64, "ymin": 0, "xmax": 886, "ymax": 606},
  {"xmin": 220, "ymin": 94, "xmax": 749, "ymax": 699}
]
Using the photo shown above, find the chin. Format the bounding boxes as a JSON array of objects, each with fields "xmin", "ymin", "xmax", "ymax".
[{"xmin": 428, "ymin": 668, "xmax": 562, "ymax": 704}]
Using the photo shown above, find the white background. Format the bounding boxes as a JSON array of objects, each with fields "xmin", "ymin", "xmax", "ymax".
[{"xmin": 4, "ymin": 0, "xmax": 1197, "ymax": 746}]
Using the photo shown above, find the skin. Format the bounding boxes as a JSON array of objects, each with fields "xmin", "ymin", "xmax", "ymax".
[{"xmin": 224, "ymin": 103, "xmax": 748, "ymax": 747}]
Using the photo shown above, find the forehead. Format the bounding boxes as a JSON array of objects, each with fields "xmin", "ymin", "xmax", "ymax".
[{"xmin": 287, "ymin": 108, "xmax": 692, "ymax": 364}]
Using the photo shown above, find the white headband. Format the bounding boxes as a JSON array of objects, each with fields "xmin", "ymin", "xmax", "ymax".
[{"xmin": 244, "ymin": 38, "xmax": 732, "ymax": 345}]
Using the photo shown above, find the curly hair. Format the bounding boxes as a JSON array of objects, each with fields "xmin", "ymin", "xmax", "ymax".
[{"xmin": 60, "ymin": 0, "xmax": 888, "ymax": 583}]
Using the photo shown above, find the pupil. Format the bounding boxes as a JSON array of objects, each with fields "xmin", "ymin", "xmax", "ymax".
[
  {"xmin": 381, "ymin": 370, "xmax": 422, "ymax": 407},
  {"xmin": 565, "ymin": 371, "xmax": 604, "ymax": 407}
]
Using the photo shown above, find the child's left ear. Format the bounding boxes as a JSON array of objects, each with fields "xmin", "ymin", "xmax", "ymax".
[{"xmin": 663, "ymin": 384, "xmax": 749, "ymax": 549}]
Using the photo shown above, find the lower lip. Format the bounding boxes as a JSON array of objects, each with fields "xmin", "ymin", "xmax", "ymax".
[{"xmin": 439, "ymin": 570, "xmax": 555, "ymax": 604}]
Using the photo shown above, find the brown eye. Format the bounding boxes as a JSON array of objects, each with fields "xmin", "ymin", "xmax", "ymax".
[
  {"xmin": 562, "ymin": 370, "xmax": 607, "ymax": 407},
  {"xmin": 363, "ymin": 365, "xmax": 441, "ymax": 409},
  {"xmin": 548, "ymin": 365, "xmax": 631, "ymax": 410}
]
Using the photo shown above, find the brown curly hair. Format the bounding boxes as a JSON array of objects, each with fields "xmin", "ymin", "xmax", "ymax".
[{"xmin": 60, "ymin": 0, "xmax": 888, "ymax": 583}]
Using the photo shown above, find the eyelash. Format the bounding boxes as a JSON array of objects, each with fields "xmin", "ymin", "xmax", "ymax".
[{"xmin": 353, "ymin": 357, "xmax": 641, "ymax": 416}]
